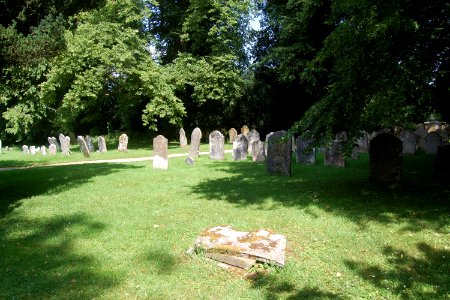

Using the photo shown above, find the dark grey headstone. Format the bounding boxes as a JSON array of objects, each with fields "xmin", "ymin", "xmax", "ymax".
[
  {"xmin": 324, "ymin": 141, "xmax": 345, "ymax": 167},
  {"xmin": 296, "ymin": 136, "xmax": 315, "ymax": 164},
  {"xmin": 209, "ymin": 130, "xmax": 225, "ymax": 160},
  {"xmin": 424, "ymin": 132, "xmax": 442, "ymax": 155},
  {"xmin": 85, "ymin": 135, "xmax": 95, "ymax": 152},
  {"xmin": 98, "ymin": 136, "xmax": 107, "ymax": 152},
  {"xmin": 266, "ymin": 131, "xmax": 292, "ymax": 176},
  {"xmin": 415, "ymin": 124, "xmax": 428, "ymax": 151},
  {"xmin": 356, "ymin": 132, "xmax": 369, "ymax": 153},
  {"xmin": 228, "ymin": 128, "xmax": 237, "ymax": 143},
  {"xmin": 77, "ymin": 136, "xmax": 90, "ymax": 157},
  {"xmin": 399, "ymin": 130, "xmax": 417, "ymax": 154},
  {"xmin": 179, "ymin": 128, "xmax": 188, "ymax": 148},
  {"xmin": 153, "ymin": 135, "xmax": 168, "ymax": 169},
  {"xmin": 232, "ymin": 134, "xmax": 248, "ymax": 160},
  {"xmin": 247, "ymin": 129, "xmax": 260, "ymax": 154},
  {"xmin": 252, "ymin": 140, "xmax": 266, "ymax": 162},
  {"xmin": 188, "ymin": 127, "xmax": 202, "ymax": 158},
  {"xmin": 369, "ymin": 133, "xmax": 402, "ymax": 185}
]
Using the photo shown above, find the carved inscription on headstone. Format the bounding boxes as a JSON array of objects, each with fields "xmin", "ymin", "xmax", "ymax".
[
  {"xmin": 232, "ymin": 134, "xmax": 248, "ymax": 160},
  {"xmin": 209, "ymin": 130, "xmax": 225, "ymax": 160},
  {"xmin": 267, "ymin": 131, "xmax": 292, "ymax": 176}
]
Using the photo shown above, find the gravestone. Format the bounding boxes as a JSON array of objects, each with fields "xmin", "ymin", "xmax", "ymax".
[
  {"xmin": 241, "ymin": 125, "xmax": 250, "ymax": 137},
  {"xmin": 266, "ymin": 130, "xmax": 292, "ymax": 176},
  {"xmin": 228, "ymin": 128, "xmax": 237, "ymax": 143},
  {"xmin": 324, "ymin": 141, "xmax": 345, "ymax": 167},
  {"xmin": 30, "ymin": 146, "xmax": 37, "ymax": 155},
  {"xmin": 40, "ymin": 146, "xmax": 47, "ymax": 156},
  {"xmin": 59, "ymin": 133, "xmax": 71, "ymax": 155},
  {"xmin": 415, "ymin": 124, "xmax": 428, "ymax": 151},
  {"xmin": 399, "ymin": 130, "xmax": 417, "ymax": 154},
  {"xmin": 179, "ymin": 128, "xmax": 188, "ymax": 148},
  {"xmin": 356, "ymin": 132, "xmax": 369, "ymax": 153},
  {"xmin": 369, "ymin": 133, "xmax": 402, "ymax": 185},
  {"xmin": 265, "ymin": 132, "xmax": 274, "ymax": 156},
  {"xmin": 437, "ymin": 129, "xmax": 449, "ymax": 145},
  {"xmin": 85, "ymin": 135, "xmax": 95, "ymax": 152},
  {"xmin": 98, "ymin": 136, "xmax": 107, "ymax": 152},
  {"xmin": 153, "ymin": 135, "xmax": 168, "ymax": 170},
  {"xmin": 423, "ymin": 132, "xmax": 441, "ymax": 155},
  {"xmin": 232, "ymin": 134, "xmax": 248, "ymax": 160},
  {"xmin": 296, "ymin": 136, "xmax": 315, "ymax": 164},
  {"xmin": 185, "ymin": 157, "xmax": 195, "ymax": 166},
  {"xmin": 351, "ymin": 145, "xmax": 360, "ymax": 160},
  {"xmin": 77, "ymin": 136, "xmax": 90, "ymax": 157},
  {"xmin": 188, "ymin": 127, "xmax": 202, "ymax": 159},
  {"xmin": 48, "ymin": 136, "xmax": 60, "ymax": 151},
  {"xmin": 49, "ymin": 144, "xmax": 57, "ymax": 155},
  {"xmin": 252, "ymin": 140, "xmax": 266, "ymax": 162},
  {"xmin": 0, "ymin": 140, "xmax": 1, "ymax": 154},
  {"xmin": 118, "ymin": 133, "xmax": 129, "ymax": 152},
  {"xmin": 209, "ymin": 130, "xmax": 225, "ymax": 160},
  {"xmin": 22, "ymin": 145, "xmax": 29, "ymax": 154},
  {"xmin": 434, "ymin": 145, "xmax": 450, "ymax": 173},
  {"xmin": 247, "ymin": 129, "xmax": 260, "ymax": 154}
]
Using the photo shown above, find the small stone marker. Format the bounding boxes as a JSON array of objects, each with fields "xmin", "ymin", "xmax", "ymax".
[
  {"xmin": 85, "ymin": 135, "xmax": 95, "ymax": 152},
  {"xmin": 179, "ymin": 128, "xmax": 188, "ymax": 148},
  {"xmin": 232, "ymin": 134, "xmax": 248, "ymax": 160},
  {"xmin": 435, "ymin": 145, "xmax": 450, "ymax": 173},
  {"xmin": 423, "ymin": 132, "xmax": 442, "ymax": 155},
  {"xmin": 49, "ymin": 144, "xmax": 57, "ymax": 155},
  {"xmin": 118, "ymin": 133, "xmax": 129, "ymax": 152},
  {"xmin": 77, "ymin": 136, "xmax": 90, "ymax": 158},
  {"xmin": 369, "ymin": 133, "xmax": 402, "ymax": 185},
  {"xmin": 153, "ymin": 135, "xmax": 168, "ymax": 170},
  {"xmin": 22, "ymin": 145, "xmax": 29, "ymax": 154},
  {"xmin": 247, "ymin": 129, "xmax": 260, "ymax": 154},
  {"xmin": 228, "ymin": 128, "xmax": 237, "ymax": 143},
  {"xmin": 40, "ymin": 146, "xmax": 47, "ymax": 156},
  {"xmin": 241, "ymin": 125, "xmax": 250, "ymax": 136},
  {"xmin": 30, "ymin": 146, "xmax": 37, "ymax": 155},
  {"xmin": 59, "ymin": 133, "xmax": 71, "ymax": 155},
  {"xmin": 209, "ymin": 130, "xmax": 225, "ymax": 160},
  {"xmin": 98, "ymin": 136, "xmax": 107, "ymax": 152},
  {"xmin": 399, "ymin": 130, "xmax": 417, "ymax": 154},
  {"xmin": 296, "ymin": 136, "xmax": 315, "ymax": 164},
  {"xmin": 267, "ymin": 130, "xmax": 292, "ymax": 175},
  {"xmin": 192, "ymin": 226, "xmax": 286, "ymax": 268},
  {"xmin": 252, "ymin": 140, "xmax": 266, "ymax": 162},
  {"xmin": 324, "ymin": 141, "xmax": 345, "ymax": 167},
  {"xmin": 188, "ymin": 127, "xmax": 202, "ymax": 159},
  {"xmin": 185, "ymin": 157, "xmax": 194, "ymax": 166},
  {"xmin": 48, "ymin": 137, "xmax": 60, "ymax": 151}
]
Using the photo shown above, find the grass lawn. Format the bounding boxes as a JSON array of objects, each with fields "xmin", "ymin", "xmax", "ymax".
[{"xmin": 0, "ymin": 149, "xmax": 448, "ymax": 299}]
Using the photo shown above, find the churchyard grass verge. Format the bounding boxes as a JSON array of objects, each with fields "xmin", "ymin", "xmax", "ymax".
[{"xmin": 0, "ymin": 152, "xmax": 448, "ymax": 299}]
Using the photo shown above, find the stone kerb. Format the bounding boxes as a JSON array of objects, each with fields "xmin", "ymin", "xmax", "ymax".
[
  {"xmin": 369, "ymin": 133, "xmax": 402, "ymax": 185},
  {"xmin": 153, "ymin": 135, "xmax": 169, "ymax": 170},
  {"xmin": 266, "ymin": 131, "xmax": 292, "ymax": 176},
  {"xmin": 209, "ymin": 130, "xmax": 225, "ymax": 160}
]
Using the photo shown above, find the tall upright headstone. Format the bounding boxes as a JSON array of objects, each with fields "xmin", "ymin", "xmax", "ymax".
[
  {"xmin": 77, "ymin": 136, "xmax": 90, "ymax": 158},
  {"xmin": 241, "ymin": 125, "xmax": 250, "ymax": 137},
  {"xmin": 267, "ymin": 131, "xmax": 292, "ymax": 176},
  {"xmin": 252, "ymin": 140, "xmax": 266, "ymax": 162},
  {"xmin": 188, "ymin": 127, "xmax": 202, "ymax": 159},
  {"xmin": 59, "ymin": 133, "xmax": 71, "ymax": 155},
  {"xmin": 399, "ymin": 130, "xmax": 417, "ymax": 154},
  {"xmin": 153, "ymin": 135, "xmax": 168, "ymax": 170},
  {"xmin": 370, "ymin": 133, "xmax": 402, "ymax": 185},
  {"xmin": 49, "ymin": 144, "xmax": 57, "ymax": 155},
  {"xmin": 85, "ymin": 135, "xmax": 95, "ymax": 152},
  {"xmin": 118, "ymin": 133, "xmax": 129, "ymax": 152},
  {"xmin": 228, "ymin": 128, "xmax": 238, "ymax": 143},
  {"xmin": 30, "ymin": 146, "xmax": 37, "ymax": 155},
  {"xmin": 415, "ymin": 124, "xmax": 428, "ymax": 151},
  {"xmin": 356, "ymin": 132, "xmax": 369, "ymax": 153},
  {"xmin": 423, "ymin": 132, "xmax": 442, "ymax": 155},
  {"xmin": 324, "ymin": 141, "xmax": 345, "ymax": 167},
  {"xmin": 296, "ymin": 136, "xmax": 315, "ymax": 164},
  {"xmin": 232, "ymin": 134, "xmax": 248, "ymax": 160},
  {"xmin": 98, "ymin": 136, "xmax": 107, "ymax": 152},
  {"xmin": 209, "ymin": 130, "xmax": 225, "ymax": 160},
  {"xmin": 179, "ymin": 128, "xmax": 188, "ymax": 148},
  {"xmin": 22, "ymin": 145, "xmax": 29, "ymax": 154},
  {"xmin": 247, "ymin": 129, "xmax": 260, "ymax": 155}
]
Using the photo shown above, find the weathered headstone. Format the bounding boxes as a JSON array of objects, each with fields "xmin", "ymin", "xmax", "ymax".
[
  {"xmin": 77, "ymin": 136, "xmax": 90, "ymax": 158},
  {"xmin": 423, "ymin": 132, "xmax": 442, "ymax": 155},
  {"xmin": 59, "ymin": 133, "xmax": 71, "ymax": 155},
  {"xmin": 415, "ymin": 124, "xmax": 428, "ymax": 151},
  {"xmin": 85, "ymin": 135, "xmax": 95, "ymax": 152},
  {"xmin": 296, "ymin": 136, "xmax": 315, "ymax": 164},
  {"xmin": 399, "ymin": 130, "xmax": 417, "ymax": 154},
  {"xmin": 40, "ymin": 146, "xmax": 47, "ymax": 156},
  {"xmin": 232, "ymin": 134, "xmax": 248, "ymax": 160},
  {"xmin": 209, "ymin": 130, "xmax": 225, "ymax": 160},
  {"xmin": 118, "ymin": 133, "xmax": 129, "ymax": 152},
  {"xmin": 98, "ymin": 136, "xmax": 107, "ymax": 152},
  {"xmin": 0, "ymin": 140, "xmax": 2, "ymax": 154},
  {"xmin": 179, "ymin": 128, "xmax": 188, "ymax": 148},
  {"xmin": 324, "ymin": 141, "xmax": 345, "ymax": 167},
  {"xmin": 22, "ymin": 145, "xmax": 29, "ymax": 154},
  {"xmin": 153, "ymin": 135, "xmax": 168, "ymax": 170},
  {"xmin": 437, "ymin": 129, "xmax": 449, "ymax": 146},
  {"xmin": 252, "ymin": 140, "xmax": 266, "ymax": 162},
  {"xmin": 356, "ymin": 132, "xmax": 369, "ymax": 153},
  {"xmin": 30, "ymin": 146, "xmax": 37, "ymax": 155},
  {"xmin": 265, "ymin": 132, "xmax": 273, "ymax": 156},
  {"xmin": 369, "ymin": 133, "xmax": 402, "ymax": 185},
  {"xmin": 188, "ymin": 127, "xmax": 202, "ymax": 159},
  {"xmin": 267, "ymin": 131, "xmax": 292, "ymax": 176},
  {"xmin": 228, "ymin": 128, "xmax": 237, "ymax": 143},
  {"xmin": 48, "ymin": 137, "xmax": 60, "ymax": 151},
  {"xmin": 434, "ymin": 145, "xmax": 450, "ymax": 173},
  {"xmin": 351, "ymin": 145, "xmax": 360, "ymax": 160},
  {"xmin": 241, "ymin": 125, "xmax": 250, "ymax": 137},
  {"xmin": 247, "ymin": 129, "xmax": 260, "ymax": 154},
  {"xmin": 49, "ymin": 144, "xmax": 57, "ymax": 155}
]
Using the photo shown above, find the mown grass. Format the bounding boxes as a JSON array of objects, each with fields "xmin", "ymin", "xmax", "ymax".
[{"xmin": 0, "ymin": 150, "xmax": 448, "ymax": 299}]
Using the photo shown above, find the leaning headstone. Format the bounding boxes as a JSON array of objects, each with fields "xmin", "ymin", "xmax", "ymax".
[
  {"xmin": 209, "ymin": 131, "xmax": 225, "ymax": 160},
  {"xmin": 241, "ymin": 125, "xmax": 250, "ymax": 137},
  {"xmin": 30, "ymin": 146, "xmax": 37, "ymax": 155},
  {"xmin": 434, "ymin": 145, "xmax": 450, "ymax": 173},
  {"xmin": 77, "ymin": 136, "xmax": 90, "ymax": 158},
  {"xmin": 370, "ymin": 133, "xmax": 402, "ymax": 185},
  {"xmin": 252, "ymin": 140, "xmax": 266, "ymax": 162},
  {"xmin": 179, "ymin": 128, "xmax": 188, "ymax": 148},
  {"xmin": 324, "ymin": 141, "xmax": 345, "ymax": 167},
  {"xmin": 399, "ymin": 130, "xmax": 417, "ymax": 154},
  {"xmin": 59, "ymin": 133, "xmax": 71, "ymax": 155},
  {"xmin": 423, "ymin": 132, "xmax": 441, "ymax": 155},
  {"xmin": 118, "ymin": 133, "xmax": 129, "ymax": 152},
  {"xmin": 48, "ymin": 136, "xmax": 60, "ymax": 151},
  {"xmin": 247, "ymin": 129, "xmax": 260, "ymax": 154},
  {"xmin": 188, "ymin": 127, "xmax": 202, "ymax": 159},
  {"xmin": 228, "ymin": 128, "xmax": 237, "ymax": 143},
  {"xmin": 267, "ymin": 130, "xmax": 292, "ymax": 176},
  {"xmin": 40, "ymin": 146, "xmax": 47, "ymax": 156},
  {"xmin": 85, "ymin": 135, "xmax": 95, "ymax": 152},
  {"xmin": 22, "ymin": 145, "xmax": 29, "ymax": 154},
  {"xmin": 153, "ymin": 135, "xmax": 168, "ymax": 170},
  {"xmin": 296, "ymin": 136, "xmax": 315, "ymax": 164},
  {"xmin": 49, "ymin": 144, "xmax": 57, "ymax": 155},
  {"xmin": 98, "ymin": 136, "xmax": 107, "ymax": 152},
  {"xmin": 232, "ymin": 134, "xmax": 248, "ymax": 160}
]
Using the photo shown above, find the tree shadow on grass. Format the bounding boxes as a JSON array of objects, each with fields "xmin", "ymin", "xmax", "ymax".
[
  {"xmin": 0, "ymin": 163, "xmax": 143, "ymax": 217},
  {"xmin": 142, "ymin": 248, "xmax": 181, "ymax": 275},
  {"xmin": 0, "ymin": 213, "xmax": 120, "ymax": 298},
  {"xmin": 345, "ymin": 242, "xmax": 450, "ymax": 299},
  {"xmin": 190, "ymin": 155, "xmax": 449, "ymax": 233}
]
